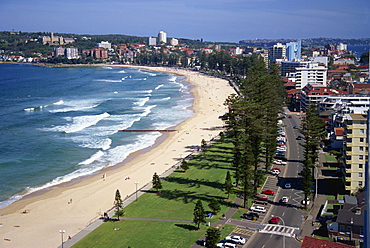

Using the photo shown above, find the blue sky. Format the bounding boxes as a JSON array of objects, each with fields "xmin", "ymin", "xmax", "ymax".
[{"xmin": 1, "ymin": 0, "xmax": 369, "ymax": 42}]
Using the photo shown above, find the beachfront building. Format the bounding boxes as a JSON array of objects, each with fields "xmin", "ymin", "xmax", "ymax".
[
  {"xmin": 341, "ymin": 113, "xmax": 367, "ymax": 193},
  {"xmin": 295, "ymin": 62, "xmax": 328, "ymax": 89},
  {"xmin": 65, "ymin": 47, "xmax": 79, "ymax": 59},
  {"xmin": 53, "ymin": 47, "xmax": 65, "ymax": 57},
  {"xmin": 268, "ymin": 43, "xmax": 286, "ymax": 67},
  {"xmin": 148, "ymin": 37, "xmax": 157, "ymax": 46},
  {"xmin": 158, "ymin": 31, "xmax": 167, "ymax": 44},
  {"xmin": 286, "ymin": 40, "xmax": 301, "ymax": 61},
  {"xmin": 83, "ymin": 47, "xmax": 108, "ymax": 59}
]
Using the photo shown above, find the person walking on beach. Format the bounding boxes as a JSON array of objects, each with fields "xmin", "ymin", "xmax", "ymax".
[{"xmin": 103, "ymin": 173, "xmax": 106, "ymax": 181}]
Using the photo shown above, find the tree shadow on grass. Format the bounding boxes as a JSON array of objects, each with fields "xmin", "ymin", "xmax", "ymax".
[
  {"xmin": 158, "ymin": 189, "xmax": 234, "ymax": 208},
  {"xmin": 175, "ymin": 223, "xmax": 197, "ymax": 231}
]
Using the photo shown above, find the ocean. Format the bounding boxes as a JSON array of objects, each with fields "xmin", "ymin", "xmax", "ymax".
[
  {"xmin": 347, "ymin": 45, "xmax": 370, "ymax": 59},
  {"xmin": 0, "ymin": 64, "xmax": 193, "ymax": 208}
]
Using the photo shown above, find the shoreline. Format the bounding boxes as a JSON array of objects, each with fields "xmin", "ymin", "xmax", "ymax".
[{"xmin": 0, "ymin": 66, "xmax": 236, "ymax": 248}]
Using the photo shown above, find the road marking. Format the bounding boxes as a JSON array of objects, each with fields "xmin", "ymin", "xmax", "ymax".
[{"xmin": 282, "ymin": 212, "xmax": 285, "ymax": 216}]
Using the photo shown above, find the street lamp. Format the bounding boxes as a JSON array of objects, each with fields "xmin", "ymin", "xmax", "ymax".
[
  {"xmin": 59, "ymin": 230, "xmax": 65, "ymax": 248},
  {"xmin": 271, "ymin": 215, "xmax": 285, "ymax": 248},
  {"xmin": 134, "ymin": 182, "xmax": 139, "ymax": 202}
]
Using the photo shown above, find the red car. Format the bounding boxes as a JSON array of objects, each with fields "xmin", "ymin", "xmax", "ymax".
[
  {"xmin": 271, "ymin": 167, "xmax": 281, "ymax": 172},
  {"xmin": 269, "ymin": 216, "xmax": 280, "ymax": 224},
  {"xmin": 261, "ymin": 190, "xmax": 275, "ymax": 195},
  {"xmin": 288, "ymin": 115, "xmax": 292, "ymax": 118}
]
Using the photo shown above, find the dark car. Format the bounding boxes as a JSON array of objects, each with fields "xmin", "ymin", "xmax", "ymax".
[
  {"xmin": 241, "ymin": 212, "xmax": 259, "ymax": 220},
  {"xmin": 293, "ymin": 125, "xmax": 298, "ymax": 129},
  {"xmin": 296, "ymin": 135, "xmax": 302, "ymax": 140},
  {"xmin": 254, "ymin": 197, "xmax": 269, "ymax": 205}
]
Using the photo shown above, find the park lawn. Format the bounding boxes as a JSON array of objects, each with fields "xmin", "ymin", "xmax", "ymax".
[
  {"xmin": 73, "ymin": 220, "xmax": 236, "ymax": 248},
  {"xmin": 73, "ymin": 138, "xmax": 241, "ymax": 247},
  {"xmin": 122, "ymin": 139, "xmax": 238, "ymax": 222}
]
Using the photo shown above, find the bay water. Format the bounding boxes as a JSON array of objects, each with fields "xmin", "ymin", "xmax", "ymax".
[{"xmin": 0, "ymin": 64, "xmax": 193, "ymax": 208}]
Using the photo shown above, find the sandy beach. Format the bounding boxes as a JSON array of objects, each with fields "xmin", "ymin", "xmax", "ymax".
[{"xmin": 0, "ymin": 66, "xmax": 236, "ymax": 248}]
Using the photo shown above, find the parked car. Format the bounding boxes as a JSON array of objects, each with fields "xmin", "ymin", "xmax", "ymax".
[
  {"xmin": 225, "ymin": 235, "xmax": 246, "ymax": 245},
  {"xmin": 296, "ymin": 135, "xmax": 302, "ymax": 140},
  {"xmin": 261, "ymin": 189, "xmax": 275, "ymax": 195},
  {"xmin": 280, "ymin": 196, "xmax": 289, "ymax": 203},
  {"xmin": 271, "ymin": 167, "xmax": 281, "ymax": 172},
  {"xmin": 269, "ymin": 216, "xmax": 280, "ymax": 224},
  {"xmin": 250, "ymin": 206, "xmax": 267, "ymax": 213},
  {"xmin": 269, "ymin": 169, "xmax": 280, "ymax": 175},
  {"xmin": 241, "ymin": 212, "xmax": 259, "ymax": 220},
  {"xmin": 273, "ymin": 160, "xmax": 287, "ymax": 165},
  {"xmin": 284, "ymin": 183, "xmax": 292, "ymax": 189},
  {"xmin": 217, "ymin": 242, "xmax": 237, "ymax": 248},
  {"xmin": 293, "ymin": 125, "xmax": 298, "ymax": 129},
  {"xmin": 254, "ymin": 197, "xmax": 269, "ymax": 205},
  {"xmin": 288, "ymin": 115, "xmax": 292, "ymax": 118}
]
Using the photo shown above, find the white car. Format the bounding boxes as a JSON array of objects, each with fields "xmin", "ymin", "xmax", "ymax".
[
  {"xmin": 280, "ymin": 196, "xmax": 289, "ymax": 203},
  {"xmin": 217, "ymin": 242, "xmax": 237, "ymax": 248},
  {"xmin": 269, "ymin": 169, "xmax": 280, "ymax": 175},
  {"xmin": 273, "ymin": 160, "xmax": 287, "ymax": 165},
  {"xmin": 302, "ymin": 199, "xmax": 311, "ymax": 205},
  {"xmin": 250, "ymin": 206, "xmax": 267, "ymax": 213},
  {"xmin": 225, "ymin": 235, "xmax": 246, "ymax": 245}
]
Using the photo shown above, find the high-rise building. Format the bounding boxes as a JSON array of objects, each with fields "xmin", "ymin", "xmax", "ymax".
[
  {"xmin": 53, "ymin": 47, "xmax": 65, "ymax": 57},
  {"xmin": 148, "ymin": 37, "xmax": 157, "ymax": 46},
  {"xmin": 286, "ymin": 40, "xmax": 301, "ymax": 61},
  {"xmin": 158, "ymin": 31, "xmax": 167, "ymax": 44},
  {"xmin": 268, "ymin": 43, "xmax": 286, "ymax": 67}
]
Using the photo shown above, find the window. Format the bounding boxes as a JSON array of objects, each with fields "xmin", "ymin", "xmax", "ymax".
[
  {"xmin": 359, "ymin": 181, "xmax": 363, "ymax": 186},
  {"xmin": 359, "ymin": 155, "xmax": 363, "ymax": 160},
  {"xmin": 360, "ymin": 228, "xmax": 364, "ymax": 235},
  {"xmin": 347, "ymin": 226, "xmax": 352, "ymax": 232},
  {"xmin": 360, "ymin": 138, "xmax": 364, "ymax": 142},
  {"xmin": 340, "ymin": 225, "xmax": 345, "ymax": 232},
  {"xmin": 360, "ymin": 147, "xmax": 364, "ymax": 152},
  {"xmin": 359, "ymin": 164, "xmax": 363, "ymax": 169},
  {"xmin": 360, "ymin": 120, "xmax": 365, "ymax": 125},
  {"xmin": 360, "ymin": 129, "xmax": 364, "ymax": 134},
  {"xmin": 359, "ymin": 173, "xmax": 363, "ymax": 177}
]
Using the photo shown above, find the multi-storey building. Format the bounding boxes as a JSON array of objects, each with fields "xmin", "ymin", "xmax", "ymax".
[
  {"xmin": 158, "ymin": 31, "xmax": 167, "ymax": 44},
  {"xmin": 53, "ymin": 47, "xmax": 65, "ymax": 57},
  {"xmin": 97, "ymin": 41, "xmax": 112, "ymax": 50},
  {"xmin": 65, "ymin": 47, "xmax": 79, "ymax": 59},
  {"xmin": 280, "ymin": 61, "xmax": 309, "ymax": 77},
  {"xmin": 268, "ymin": 43, "xmax": 286, "ymax": 67},
  {"xmin": 148, "ymin": 37, "xmax": 157, "ymax": 46},
  {"xmin": 170, "ymin": 38, "xmax": 178, "ymax": 46},
  {"xmin": 286, "ymin": 40, "xmax": 301, "ymax": 61},
  {"xmin": 295, "ymin": 62, "xmax": 327, "ymax": 89},
  {"xmin": 342, "ymin": 113, "xmax": 367, "ymax": 193}
]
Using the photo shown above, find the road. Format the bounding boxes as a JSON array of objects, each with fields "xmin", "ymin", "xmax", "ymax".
[{"xmin": 246, "ymin": 114, "xmax": 306, "ymax": 248}]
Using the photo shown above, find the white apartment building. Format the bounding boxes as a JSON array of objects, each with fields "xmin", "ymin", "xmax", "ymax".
[
  {"xmin": 158, "ymin": 31, "xmax": 167, "ymax": 44},
  {"xmin": 295, "ymin": 62, "xmax": 327, "ymax": 89},
  {"xmin": 170, "ymin": 38, "xmax": 178, "ymax": 46},
  {"xmin": 148, "ymin": 37, "xmax": 157, "ymax": 46},
  {"xmin": 97, "ymin": 41, "xmax": 112, "ymax": 50},
  {"xmin": 65, "ymin": 47, "xmax": 79, "ymax": 59}
]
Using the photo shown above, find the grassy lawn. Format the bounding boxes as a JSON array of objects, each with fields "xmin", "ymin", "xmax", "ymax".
[
  {"xmin": 324, "ymin": 153, "xmax": 338, "ymax": 163},
  {"xmin": 73, "ymin": 138, "xmax": 244, "ymax": 248}
]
